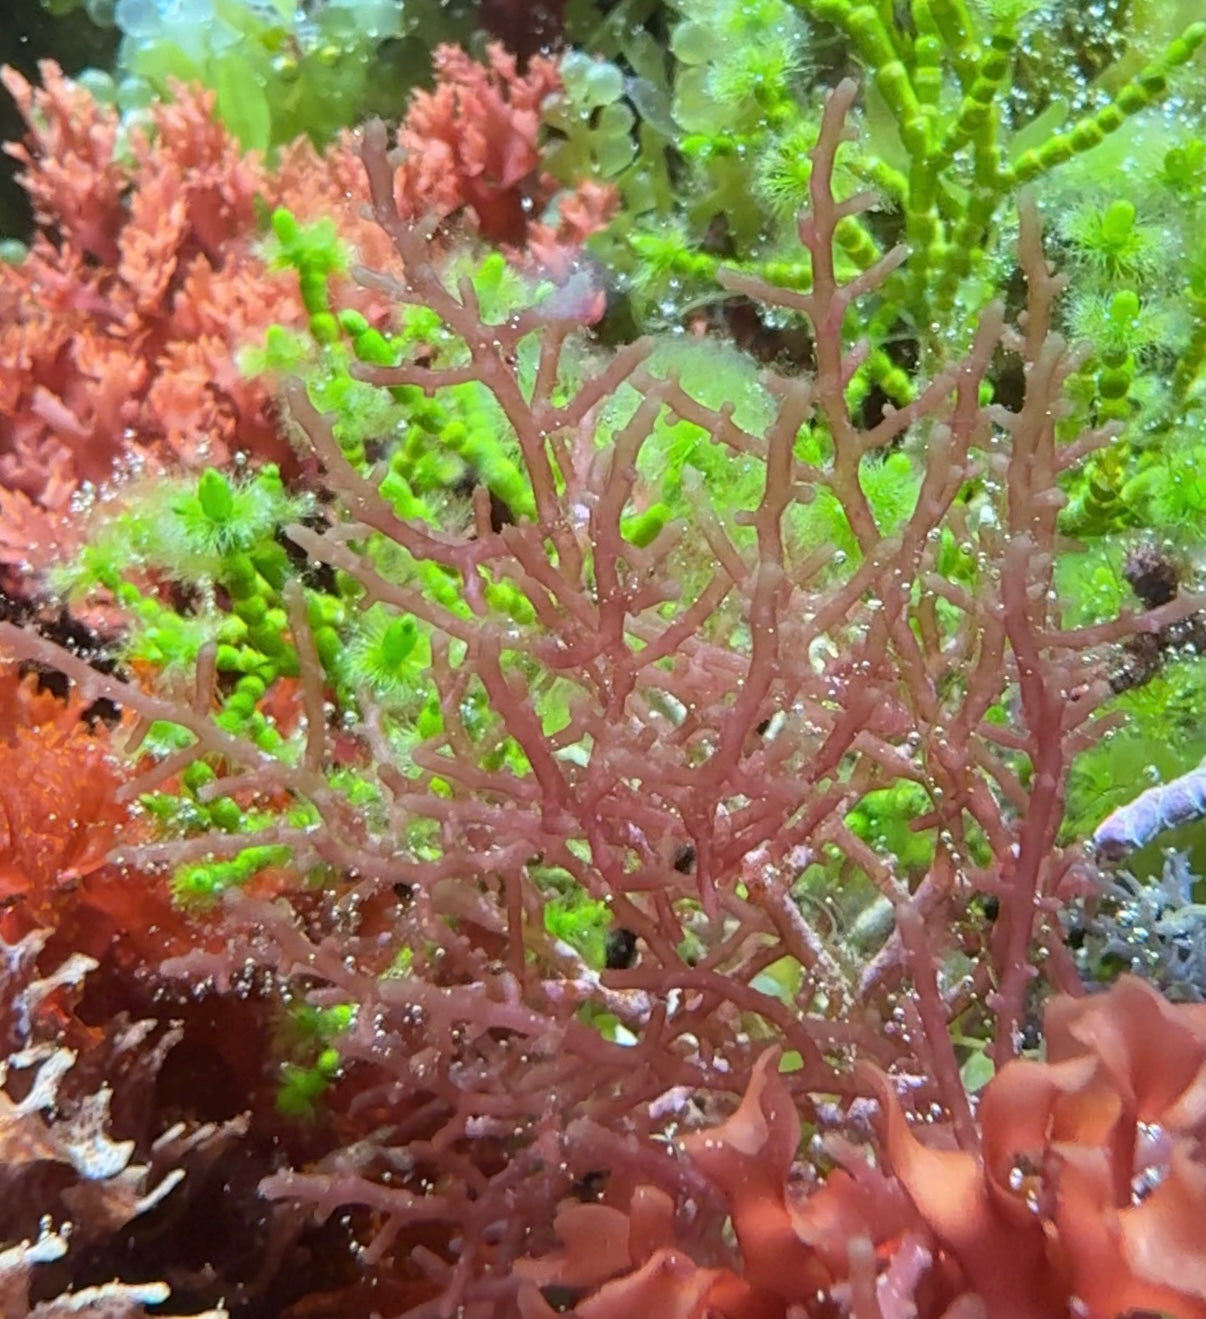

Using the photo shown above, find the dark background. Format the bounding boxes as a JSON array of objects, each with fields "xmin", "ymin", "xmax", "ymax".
[{"xmin": 1, "ymin": 0, "xmax": 119, "ymax": 238}]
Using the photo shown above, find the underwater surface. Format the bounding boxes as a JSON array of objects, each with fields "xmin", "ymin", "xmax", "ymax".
[{"xmin": 2, "ymin": 1, "xmax": 1206, "ymax": 1315}]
